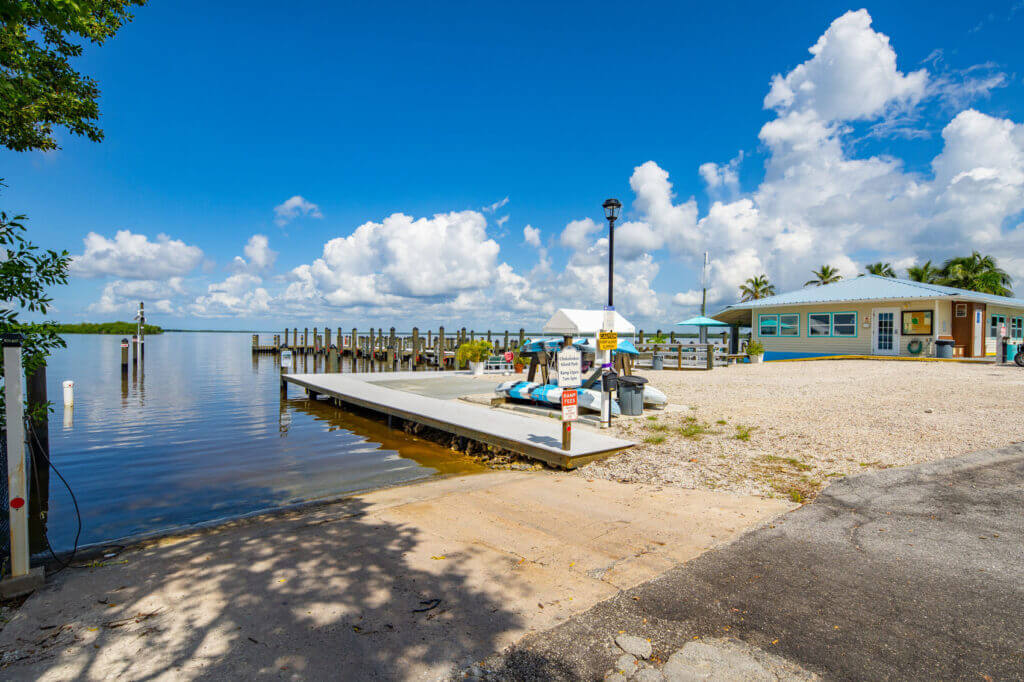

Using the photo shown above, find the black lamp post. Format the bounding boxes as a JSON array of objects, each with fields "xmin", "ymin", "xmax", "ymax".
[{"xmin": 602, "ymin": 198, "xmax": 621, "ymax": 308}]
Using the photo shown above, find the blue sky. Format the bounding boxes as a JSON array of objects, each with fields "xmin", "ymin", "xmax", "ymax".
[{"xmin": 4, "ymin": 2, "xmax": 1024, "ymax": 330}]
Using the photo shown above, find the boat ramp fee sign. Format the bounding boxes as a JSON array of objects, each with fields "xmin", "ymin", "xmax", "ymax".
[
  {"xmin": 561, "ymin": 388, "xmax": 578, "ymax": 422},
  {"xmin": 598, "ymin": 331, "xmax": 618, "ymax": 351},
  {"xmin": 557, "ymin": 346, "xmax": 582, "ymax": 388}
]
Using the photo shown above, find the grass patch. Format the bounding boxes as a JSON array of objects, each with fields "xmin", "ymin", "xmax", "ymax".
[
  {"xmin": 734, "ymin": 424, "xmax": 756, "ymax": 441},
  {"xmin": 643, "ymin": 435, "xmax": 667, "ymax": 445},
  {"xmin": 715, "ymin": 419, "xmax": 727, "ymax": 425},
  {"xmin": 768, "ymin": 476, "xmax": 823, "ymax": 504},
  {"xmin": 646, "ymin": 415, "xmax": 659, "ymax": 421},
  {"xmin": 649, "ymin": 423, "xmax": 669, "ymax": 432},
  {"xmin": 679, "ymin": 421, "xmax": 712, "ymax": 439},
  {"xmin": 763, "ymin": 455, "xmax": 812, "ymax": 472}
]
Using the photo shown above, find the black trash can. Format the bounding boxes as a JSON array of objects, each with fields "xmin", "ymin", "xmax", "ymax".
[
  {"xmin": 935, "ymin": 338, "xmax": 954, "ymax": 359},
  {"xmin": 617, "ymin": 375, "xmax": 648, "ymax": 416}
]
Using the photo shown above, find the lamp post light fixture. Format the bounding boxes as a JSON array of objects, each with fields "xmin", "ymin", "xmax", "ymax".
[
  {"xmin": 602, "ymin": 198, "xmax": 622, "ymax": 308},
  {"xmin": 599, "ymin": 198, "xmax": 622, "ymax": 430}
]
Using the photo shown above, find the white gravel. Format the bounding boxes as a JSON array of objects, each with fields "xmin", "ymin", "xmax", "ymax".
[{"xmin": 579, "ymin": 360, "xmax": 1024, "ymax": 500}]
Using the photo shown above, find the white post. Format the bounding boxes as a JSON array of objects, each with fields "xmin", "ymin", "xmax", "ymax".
[
  {"xmin": 600, "ymin": 309, "xmax": 614, "ymax": 429},
  {"xmin": 4, "ymin": 335, "xmax": 30, "ymax": 577},
  {"xmin": 600, "ymin": 347, "xmax": 611, "ymax": 428}
]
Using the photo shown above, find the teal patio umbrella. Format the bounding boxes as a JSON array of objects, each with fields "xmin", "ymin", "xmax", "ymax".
[
  {"xmin": 676, "ymin": 314, "xmax": 734, "ymax": 349},
  {"xmin": 675, "ymin": 315, "xmax": 731, "ymax": 328}
]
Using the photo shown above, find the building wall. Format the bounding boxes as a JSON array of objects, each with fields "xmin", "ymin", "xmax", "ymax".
[
  {"xmin": 752, "ymin": 301, "xmax": 876, "ymax": 357},
  {"xmin": 751, "ymin": 299, "xmax": 963, "ymax": 358},
  {"xmin": 746, "ymin": 296, "xmax": 1024, "ymax": 360},
  {"xmin": 984, "ymin": 303, "xmax": 1024, "ymax": 356}
]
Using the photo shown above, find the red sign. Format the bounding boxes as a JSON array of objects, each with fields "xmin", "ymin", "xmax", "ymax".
[{"xmin": 561, "ymin": 389, "xmax": 578, "ymax": 422}]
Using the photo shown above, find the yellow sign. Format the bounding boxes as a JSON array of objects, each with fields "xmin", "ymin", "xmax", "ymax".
[{"xmin": 598, "ymin": 331, "xmax": 618, "ymax": 351}]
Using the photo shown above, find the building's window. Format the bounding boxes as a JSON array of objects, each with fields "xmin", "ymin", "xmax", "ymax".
[
  {"xmin": 990, "ymin": 314, "xmax": 1006, "ymax": 337},
  {"xmin": 1013, "ymin": 317, "xmax": 1023, "ymax": 339},
  {"xmin": 808, "ymin": 313, "xmax": 831, "ymax": 336},
  {"xmin": 955, "ymin": 303, "xmax": 968, "ymax": 318},
  {"xmin": 758, "ymin": 315, "xmax": 778, "ymax": 337},
  {"xmin": 832, "ymin": 312, "xmax": 857, "ymax": 337},
  {"xmin": 779, "ymin": 313, "xmax": 800, "ymax": 336}
]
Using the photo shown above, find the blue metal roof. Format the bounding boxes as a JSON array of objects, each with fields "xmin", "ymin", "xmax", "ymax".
[{"xmin": 714, "ymin": 275, "xmax": 1024, "ymax": 315}]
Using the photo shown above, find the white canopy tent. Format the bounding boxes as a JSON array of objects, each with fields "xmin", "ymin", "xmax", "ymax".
[{"xmin": 542, "ymin": 309, "xmax": 636, "ymax": 336}]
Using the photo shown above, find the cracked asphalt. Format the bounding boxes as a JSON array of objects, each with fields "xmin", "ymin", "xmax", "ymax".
[{"xmin": 480, "ymin": 444, "xmax": 1024, "ymax": 681}]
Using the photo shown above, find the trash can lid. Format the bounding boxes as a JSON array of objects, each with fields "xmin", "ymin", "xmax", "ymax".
[
  {"xmin": 935, "ymin": 338, "xmax": 955, "ymax": 346},
  {"xmin": 618, "ymin": 375, "xmax": 649, "ymax": 386}
]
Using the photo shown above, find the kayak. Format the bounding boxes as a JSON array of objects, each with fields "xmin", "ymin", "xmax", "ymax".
[
  {"xmin": 643, "ymin": 385, "xmax": 668, "ymax": 408},
  {"xmin": 495, "ymin": 381, "xmax": 620, "ymax": 415}
]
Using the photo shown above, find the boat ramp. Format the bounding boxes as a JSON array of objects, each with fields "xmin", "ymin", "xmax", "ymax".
[{"xmin": 281, "ymin": 370, "xmax": 635, "ymax": 469}]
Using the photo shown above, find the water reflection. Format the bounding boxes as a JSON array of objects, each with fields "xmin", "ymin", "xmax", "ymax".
[{"xmin": 42, "ymin": 332, "xmax": 483, "ymax": 551}]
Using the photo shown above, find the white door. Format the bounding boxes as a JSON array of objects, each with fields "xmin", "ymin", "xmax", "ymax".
[
  {"xmin": 872, "ymin": 308, "xmax": 900, "ymax": 355},
  {"xmin": 973, "ymin": 308, "xmax": 984, "ymax": 357}
]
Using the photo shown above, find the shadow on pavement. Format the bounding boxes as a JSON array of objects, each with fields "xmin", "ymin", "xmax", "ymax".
[{"xmin": 0, "ymin": 494, "xmax": 521, "ymax": 680}]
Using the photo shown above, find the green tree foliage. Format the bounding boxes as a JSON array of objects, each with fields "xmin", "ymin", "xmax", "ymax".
[
  {"xmin": 54, "ymin": 322, "xmax": 163, "ymax": 335},
  {"xmin": 0, "ymin": 192, "xmax": 71, "ymax": 421},
  {"xmin": 865, "ymin": 262, "xmax": 895, "ymax": 277},
  {"xmin": 940, "ymin": 251, "xmax": 1013, "ymax": 296},
  {"xmin": 804, "ymin": 265, "xmax": 842, "ymax": 287},
  {"xmin": 456, "ymin": 340, "xmax": 494, "ymax": 366},
  {"xmin": 906, "ymin": 260, "xmax": 940, "ymax": 283},
  {"xmin": 739, "ymin": 274, "xmax": 776, "ymax": 301},
  {"xmin": 1, "ymin": 0, "xmax": 146, "ymax": 151}
]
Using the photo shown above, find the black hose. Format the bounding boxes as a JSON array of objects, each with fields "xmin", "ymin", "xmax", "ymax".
[{"xmin": 25, "ymin": 416, "xmax": 82, "ymax": 573}]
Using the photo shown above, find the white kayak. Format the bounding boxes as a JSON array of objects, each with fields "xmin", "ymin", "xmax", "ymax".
[{"xmin": 643, "ymin": 385, "xmax": 668, "ymax": 408}]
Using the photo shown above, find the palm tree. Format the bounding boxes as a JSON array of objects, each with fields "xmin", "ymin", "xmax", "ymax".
[
  {"xmin": 805, "ymin": 265, "xmax": 842, "ymax": 287},
  {"xmin": 739, "ymin": 274, "xmax": 776, "ymax": 301},
  {"xmin": 940, "ymin": 252, "xmax": 1013, "ymax": 296},
  {"xmin": 906, "ymin": 260, "xmax": 940, "ymax": 284},
  {"xmin": 865, "ymin": 262, "xmax": 895, "ymax": 277}
]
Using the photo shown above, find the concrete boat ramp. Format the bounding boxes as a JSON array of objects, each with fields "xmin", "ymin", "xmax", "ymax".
[{"xmin": 281, "ymin": 370, "xmax": 634, "ymax": 468}]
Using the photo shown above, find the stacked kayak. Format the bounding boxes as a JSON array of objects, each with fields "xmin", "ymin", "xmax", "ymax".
[{"xmin": 496, "ymin": 381, "xmax": 621, "ymax": 416}]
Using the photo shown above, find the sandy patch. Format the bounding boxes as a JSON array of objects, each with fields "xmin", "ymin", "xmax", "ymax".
[{"xmin": 579, "ymin": 360, "xmax": 1024, "ymax": 501}]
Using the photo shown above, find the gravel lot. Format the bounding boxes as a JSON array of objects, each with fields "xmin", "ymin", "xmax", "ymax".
[{"xmin": 579, "ymin": 360, "xmax": 1024, "ymax": 501}]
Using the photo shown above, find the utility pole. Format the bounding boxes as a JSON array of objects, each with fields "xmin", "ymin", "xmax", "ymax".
[{"xmin": 700, "ymin": 251, "xmax": 709, "ymax": 345}]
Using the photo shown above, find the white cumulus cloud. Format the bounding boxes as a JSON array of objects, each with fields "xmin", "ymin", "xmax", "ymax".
[
  {"xmin": 72, "ymin": 231, "xmax": 203, "ymax": 279},
  {"xmin": 274, "ymin": 195, "xmax": 323, "ymax": 226}
]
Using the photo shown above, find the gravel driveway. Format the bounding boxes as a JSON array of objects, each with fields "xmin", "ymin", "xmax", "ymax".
[{"xmin": 582, "ymin": 360, "xmax": 1024, "ymax": 500}]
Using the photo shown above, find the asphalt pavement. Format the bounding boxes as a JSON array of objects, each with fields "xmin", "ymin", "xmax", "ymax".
[{"xmin": 481, "ymin": 443, "xmax": 1024, "ymax": 681}]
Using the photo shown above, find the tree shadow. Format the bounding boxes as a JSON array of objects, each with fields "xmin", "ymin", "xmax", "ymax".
[{"xmin": 0, "ymin": 492, "xmax": 523, "ymax": 680}]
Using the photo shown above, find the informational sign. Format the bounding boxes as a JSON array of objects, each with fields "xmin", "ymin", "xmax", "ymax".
[
  {"xmin": 561, "ymin": 389, "xmax": 578, "ymax": 422},
  {"xmin": 598, "ymin": 331, "xmax": 618, "ymax": 351},
  {"xmin": 901, "ymin": 310, "xmax": 933, "ymax": 336},
  {"xmin": 557, "ymin": 346, "xmax": 582, "ymax": 387}
]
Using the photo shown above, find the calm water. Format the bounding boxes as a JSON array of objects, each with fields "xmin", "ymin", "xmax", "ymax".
[{"xmin": 40, "ymin": 332, "xmax": 482, "ymax": 551}]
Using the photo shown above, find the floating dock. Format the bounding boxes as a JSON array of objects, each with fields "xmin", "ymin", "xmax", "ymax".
[{"xmin": 281, "ymin": 371, "xmax": 635, "ymax": 469}]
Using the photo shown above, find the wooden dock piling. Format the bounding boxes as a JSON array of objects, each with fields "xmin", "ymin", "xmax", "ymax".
[{"xmin": 437, "ymin": 326, "xmax": 445, "ymax": 370}]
